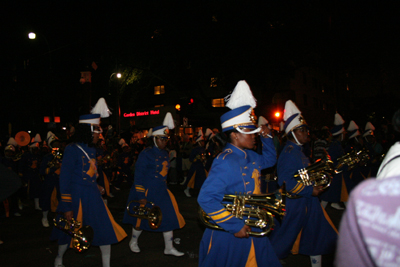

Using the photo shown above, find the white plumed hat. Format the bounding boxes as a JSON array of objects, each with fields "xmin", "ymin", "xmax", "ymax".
[{"xmin": 91, "ymin": 97, "xmax": 112, "ymax": 118}]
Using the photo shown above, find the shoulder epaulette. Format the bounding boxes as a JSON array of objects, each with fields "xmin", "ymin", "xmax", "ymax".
[{"xmin": 216, "ymin": 148, "xmax": 233, "ymax": 160}]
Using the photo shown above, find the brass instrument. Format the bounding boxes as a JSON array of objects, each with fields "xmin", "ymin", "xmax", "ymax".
[
  {"xmin": 335, "ymin": 148, "xmax": 370, "ymax": 171},
  {"xmin": 53, "ymin": 217, "xmax": 93, "ymax": 253},
  {"xmin": 199, "ymin": 186, "xmax": 286, "ymax": 236},
  {"xmin": 15, "ymin": 131, "xmax": 31, "ymax": 147},
  {"xmin": 126, "ymin": 200, "xmax": 162, "ymax": 229},
  {"xmin": 294, "ymin": 156, "xmax": 335, "ymax": 190},
  {"xmin": 46, "ymin": 148, "xmax": 63, "ymax": 173}
]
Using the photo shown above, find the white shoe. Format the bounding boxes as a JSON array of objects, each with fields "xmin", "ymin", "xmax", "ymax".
[
  {"xmin": 129, "ymin": 239, "xmax": 140, "ymax": 253},
  {"xmin": 180, "ymin": 177, "xmax": 187, "ymax": 185},
  {"xmin": 331, "ymin": 203, "xmax": 344, "ymax": 210},
  {"xmin": 164, "ymin": 247, "xmax": 184, "ymax": 257},
  {"xmin": 184, "ymin": 188, "xmax": 191, "ymax": 197},
  {"xmin": 42, "ymin": 218, "xmax": 50, "ymax": 227}
]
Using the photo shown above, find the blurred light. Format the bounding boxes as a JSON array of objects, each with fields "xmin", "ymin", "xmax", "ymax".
[
  {"xmin": 28, "ymin": 131, "xmax": 31, "ymax": 134},
  {"xmin": 44, "ymin": 116, "xmax": 50, "ymax": 123},
  {"xmin": 54, "ymin": 117, "xmax": 61, "ymax": 123},
  {"xmin": 175, "ymin": 104, "xmax": 181, "ymax": 111},
  {"xmin": 28, "ymin": 32, "xmax": 36, "ymax": 39},
  {"xmin": 189, "ymin": 98, "xmax": 194, "ymax": 104},
  {"xmin": 275, "ymin": 112, "xmax": 281, "ymax": 118},
  {"xmin": 62, "ymin": 127, "xmax": 66, "ymax": 130},
  {"xmin": 116, "ymin": 73, "xmax": 122, "ymax": 78}
]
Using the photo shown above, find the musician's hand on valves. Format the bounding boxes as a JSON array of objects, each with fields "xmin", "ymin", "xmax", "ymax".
[
  {"xmin": 234, "ymin": 225, "xmax": 252, "ymax": 238},
  {"xmin": 138, "ymin": 198, "xmax": 147, "ymax": 206},
  {"xmin": 312, "ymin": 185, "xmax": 324, "ymax": 196},
  {"xmin": 259, "ymin": 125, "xmax": 271, "ymax": 138},
  {"xmin": 64, "ymin": 211, "xmax": 73, "ymax": 221}
]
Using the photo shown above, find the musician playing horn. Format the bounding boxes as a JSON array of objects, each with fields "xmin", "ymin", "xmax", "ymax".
[
  {"xmin": 51, "ymin": 99, "xmax": 127, "ymax": 267},
  {"xmin": 268, "ymin": 100, "xmax": 338, "ymax": 267},
  {"xmin": 122, "ymin": 112, "xmax": 185, "ymax": 256},
  {"xmin": 197, "ymin": 81, "xmax": 280, "ymax": 267}
]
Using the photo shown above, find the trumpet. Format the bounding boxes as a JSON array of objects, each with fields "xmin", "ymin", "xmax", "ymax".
[
  {"xmin": 126, "ymin": 200, "xmax": 162, "ymax": 229},
  {"xmin": 199, "ymin": 186, "xmax": 286, "ymax": 236},
  {"xmin": 294, "ymin": 155, "xmax": 335, "ymax": 190},
  {"xmin": 53, "ymin": 217, "xmax": 93, "ymax": 253},
  {"xmin": 335, "ymin": 148, "xmax": 370, "ymax": 171}
]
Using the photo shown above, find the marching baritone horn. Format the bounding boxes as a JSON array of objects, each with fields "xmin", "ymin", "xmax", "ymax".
[
  {"xmin": 199, "ymin": 185, "xmax": 286, "ymax": 236},
  {"xmin": 126, "ymin": 200, "xmax": 162, "ymax": 230},
  {"xmin": 294, "ymin": 155, "xmax": 335, "ymax": 190},
  {"xmin": 53, "ymin": 217, "xmax": 93, "ymax": 253},
  {"xmin": 335, "ymin": 148, "xmax": 370, "ymax": 172}
]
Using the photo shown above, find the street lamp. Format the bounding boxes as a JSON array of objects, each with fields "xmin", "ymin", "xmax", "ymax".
[
  {"xmin": 110, "ymin": 73, "xmax": 122, "ymax": 135},
  {"xmin": 28, "ymin": 32, "xmax": 52, "ymax": 70}
]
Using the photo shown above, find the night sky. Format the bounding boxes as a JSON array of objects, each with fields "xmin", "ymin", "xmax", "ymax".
[{"xmin": 1, "ymin": 1, "xmax": 399, "ymax": 141}]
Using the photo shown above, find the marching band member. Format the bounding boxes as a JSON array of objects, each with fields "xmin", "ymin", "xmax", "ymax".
[
  {"xmin": 19, "ymin": 139, "xmax": 42, "ymax": 211},
  {"xmin": 123, "ymin": 112, "xmax": 185, "ymax": 256},
  {"xmin": 268, "ymin": 100, "xmax": 337, "ymax": 267},
  {"xmin": 197, "ymin": 81, "xmax": 280, "ymax": 267},
  {"xmin": 183, "ymin": 130, "xmax": 207, "ymax": 197},
  {"xmin": 344, "ymin": 120, "xmax": 364, "ymax": 192},
  {"xmin": 320, "ymin": 113, "xmax": 348, "ymax": 210},
  {"xmin": 39, "ymin": 133, "xmax": 62, "ymax": 227},
  {"xmin": 52, "ymin": 98, "xmax": 126, "ymax": 267},
  {"xmin": 362, "ymin": 122, "xmax": 384, "ymax": 177}
]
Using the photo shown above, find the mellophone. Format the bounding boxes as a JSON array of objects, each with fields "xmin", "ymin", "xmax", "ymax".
[{"xmin": 199, "ymin": 185, "xmax": 286, "ymax": 236}]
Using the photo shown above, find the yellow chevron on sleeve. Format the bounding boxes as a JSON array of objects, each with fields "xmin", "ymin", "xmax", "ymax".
[
  {"xmin": 135, "ymin": 185, "xmax": 145, "ymax": 192},
  {"xmin": 208, "ymin": 208, "xmax": 225, "ymax": 216},
  {"xmin": 216, "ymin": 214, "xmax": 234, "ymax": 224},
  {"xmin": 290, "ymin": 182, "xmax": 304, "ymax": 194},
  {"xmin": 61, "ymin": 194, "xmax": 72, "ymax": 202},
  {"xmin": 211, "ymin": 211, "xmax": 232, "ymax": 221}
]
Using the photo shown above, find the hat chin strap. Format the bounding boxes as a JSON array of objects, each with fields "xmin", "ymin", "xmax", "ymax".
[
  {"xmin": 292, "ymin": 132, "xmax": 302, "ymax": 146},
  {"xmin": 235, "ymin": 126, "xmax": 261, "ymax": 135},
  {"xmin": 153, "ymin": 136, "xmax": 159, "ymax": 148}
]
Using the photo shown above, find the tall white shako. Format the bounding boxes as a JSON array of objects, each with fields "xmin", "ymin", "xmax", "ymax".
[
  {"xmin": 347, "ymin": 120, "xmax": 361, "ymax": 139},
  {"xmin": 152, "ymin": 112, "xmax": 175, "ymax": 148},
  {"xmin": 46, "ymin": 131, "xmax": 58, "ymax": 149},
  {"xmin": 220, "ymin": 80, "xmax": 261, "ymax": 134},
  {"xmin": 363, "ymin": 122, "xmax": 375, "ymax": 137},
  {"xmin": 195, "ymin": 129, "xmax": 204, "ymax": 143},
  {"xmin": 331, "ymin": 113, "xmax": 345, "ymax": 137},
  {"xmin": 79, "ymin": 97, "xmax": 111, "ymax": 131},
  {"xmin": 282, "ymin": 100, "xmax": 307, "ymax": 145},
  {"xmin": 204, "ymin": 128, "xmax": 214, "ymax": 140}
]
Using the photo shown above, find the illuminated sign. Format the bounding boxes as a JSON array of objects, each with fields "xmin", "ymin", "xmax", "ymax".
[{"xmin": 123, "ymin": 110, "xmax": 160, "ymax": 117}]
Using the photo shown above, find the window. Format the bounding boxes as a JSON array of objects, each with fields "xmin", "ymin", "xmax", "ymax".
[
  {"xmin": 154, "ymin": 85, "xmax": 165, "ymax": 95},
  {"xmin": 210, "ymin": 77, "xmax": 217, "ymax": 87},
  {"xmin": 212, "ymin": 98, "xmax": 225, "ymax": 107}
]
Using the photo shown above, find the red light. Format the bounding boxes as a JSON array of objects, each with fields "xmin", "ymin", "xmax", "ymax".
[
  {"xmin": 175, "ymin": 104, "xmax": 181, "ymax": 111},
  {"xmin": 274, "ymin": 112, "xmax": 280, "ymax": 118},
  {"xmin": 44, "ymin": 116, "xmax": 50, "ymax": 123},
  {"xmin": 54, "ymin": 117, "xmax": 60, "ymax": 123},
  {"xmin": 189, "ymin": 98, "xmax": 193, "ymax": 104}
]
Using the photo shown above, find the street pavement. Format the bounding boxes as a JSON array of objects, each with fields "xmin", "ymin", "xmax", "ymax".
[{"xmin": 0, "ymin": 181, "xmax": 343, "ymax": 267}]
